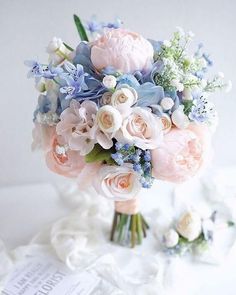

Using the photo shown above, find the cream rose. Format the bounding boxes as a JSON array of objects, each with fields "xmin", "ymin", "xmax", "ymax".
[
  {"xmin": 96, "ymin": 105, "xmax": 122, "ymax": 134},
  {"xmin": 93, "ymin": 165, "xmax": 141, "ymax": 201},
  {"xmin": 177, "ymin": 211, "xmax": 202, "ymax": 241},
  {"xmin": 160, "ymin": 114, "xmax": 172, "ymax": 134},
  {"xmin": 111, "ymin": 87, "xmax": 137, "ymax": 108},
  {"xmin": 116, "ymin": 107, "xmax": 163, "ymax": 150}
]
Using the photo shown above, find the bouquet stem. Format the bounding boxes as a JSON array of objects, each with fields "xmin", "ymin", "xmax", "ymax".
[{"xmin": 110, "ymin": 211, "xmax": 149, "ymax": 247}]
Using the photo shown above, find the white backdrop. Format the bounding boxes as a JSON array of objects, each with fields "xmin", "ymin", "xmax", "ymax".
[{"xmin": 0, "ymin": 0, "xmax": 235, "ymax": 186}]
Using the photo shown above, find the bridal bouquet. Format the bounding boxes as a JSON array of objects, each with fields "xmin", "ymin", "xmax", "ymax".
[{"xmin": 26, "ymin": 15, "xmax": 231, "ymax": 247}]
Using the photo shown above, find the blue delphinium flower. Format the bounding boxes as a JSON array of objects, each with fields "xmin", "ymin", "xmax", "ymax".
[
  {"xmin": 202, "ymin": 53, "xmax": 213, "ymax": 67},
  {"xmin": 25, "ymin": 60, "xmax": 63, "ymax": 82},
  {"xmin": 25, "ymin": 60, "xmax": 43, "ymax": 78},
  {"xmin": 104, "ymin": 18, "xmax": 122, "ymax": 29},
  {"xmin": 189, "ymin": 95, "xmax": 216, "ymax": 123},
  {"xmin": 43, "ymin": 63, "xmax": 63, "ymax": 79},
  {"xmin": 73, "ymin": 42, "xmax": 102, "ymax": 80},
  {"xmin": 86, "ymin": 16, "xmax": 102, "ymax": 33},
  {"xmin": 60, "ymin": 62, "xmax": 88, "ymax": 100},
  {"xmin": 62, "ymin": 62, "xmax": 88, "ymax": 82}
]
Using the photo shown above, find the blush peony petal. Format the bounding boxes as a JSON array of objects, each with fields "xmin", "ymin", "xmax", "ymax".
[
  {"xmin": 90, "ymin": 29, "xmax": 154, "ymax": 74},
  {"xmin": 151, "ymin": 124, "xmax": 212, "ymax": 183}
]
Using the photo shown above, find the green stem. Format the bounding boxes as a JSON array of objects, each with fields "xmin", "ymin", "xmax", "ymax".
[
  {"xmin": 141, "ymin": 215, "xmax": 150, "ymax": 230},
  {"xmin": 110, "ymin": 212, "xmax": 118, "ymax": 241},
  {"xmin": 136, "ymin": 214, "xmax": 143, "ymax": 245},
  {"xmin": 118, "ymin": 214, "xmax": 126, "ymax": 242},
  {"xmin": 111, "ymin": 212, "xmax": 149, "ymax": 247},
  {"xmin": 131, "ymin": 215, "xmax": 136, "ymax": 248},
  {"xmin": 52, "ymin": 78, "xmax": 60, "ymax": 85}
]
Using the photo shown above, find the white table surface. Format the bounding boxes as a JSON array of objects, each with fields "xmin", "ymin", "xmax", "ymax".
[{"xmin": 0, "ymin": 180, "xmax": 236, "ymax": 295}]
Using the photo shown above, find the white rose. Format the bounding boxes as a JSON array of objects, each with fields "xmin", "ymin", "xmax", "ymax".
[
  {"xmin": 160, "ymin": 97, "xmax": 174, "ymax": 110},
  {"xmin": 177, "ymin": 211, "xmax": 202, "ymax": 241},
  {"xmin": 46, "ymin": 37, "xmax": 70, "ymax": 65},
  {"xmin": 116, "ymin": 107, "xmax": 163, "ymax": 150},
  {"xmin": 96, "ymin": 105, "xmax": 122, "ymax": 134},
  {"xmin": 93, "ymin": 165, "xmax": 141, "ymax": 201},
  {"xmin": 111, "ymin": 87, "xmax": 137, "ymax": 108},
  {"xmin": 164, "ymin": 229, "xmax": 179, "ymax": 248},
  {"xmin": 171, "ymin": 106, "xmax": 190, "ymax": 129},
  {"xmin": 102, "ymin": 75, "xmax": 117, "ymax": 89}
]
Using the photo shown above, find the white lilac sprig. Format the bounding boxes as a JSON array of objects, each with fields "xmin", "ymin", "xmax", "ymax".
[
  {"xmin": 203, "ymin": 72, "xmax": 232, "ymax": 93},
  {"xmin": 152, "ymin": 28, "xmax": 230, "ymax": 95},
  {"xmin": 111, "ymin": 143, "xmax": 154, "ymax": 189}
]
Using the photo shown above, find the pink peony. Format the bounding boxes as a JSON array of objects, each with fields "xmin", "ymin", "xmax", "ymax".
[
  {"xmin": 56, "ymin": 100, "xmax": 97, "ymax": 156},
  {"xmin": 90, "ymin": 29, "xmax": 154, "ymax": 74},
  {"xmin": 151, "ymin": 124, "xmax": 211, "ymax": 183},
  {"xmin": 46, "ymin": 134, "xmax": 86, "ymax": 178}
]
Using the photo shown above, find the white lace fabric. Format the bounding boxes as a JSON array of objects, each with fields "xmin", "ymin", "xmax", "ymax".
[{"xmin": 1, "ymin": 167, "xmax": 236, "ymax": 294}]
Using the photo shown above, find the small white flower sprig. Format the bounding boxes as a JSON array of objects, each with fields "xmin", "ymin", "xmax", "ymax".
[
  {"xmin": 153, "ymin": 28, "xmax": 231, "ymax": 94},
  {"xmin": 162, "ymin": 210, "xmax": 235, "ymax": 256}
]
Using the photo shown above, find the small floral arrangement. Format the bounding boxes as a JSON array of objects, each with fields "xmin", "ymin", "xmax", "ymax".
[
  {"xmin": 26, "ymin": 15, "xmax": 231, "ymax": 247},
  {"xmin": 162, "ymin": 211, "xmax": 234, "ymax": 256}
]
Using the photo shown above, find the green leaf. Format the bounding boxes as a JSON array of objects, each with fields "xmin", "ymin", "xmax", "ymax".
[
  {"xmin": 73, "ymin": 14, "xmax": 89, "ymax": 41},
  {"xmin": 183, "ymin": 99, "xmax": 194, "ymax": 116},
  {"xmin": 85, "ymin": 144, "xmax": 115, "ymax": 164},
  {"xmin": 63, "ymin": 42, "xmax": 74, "ymax": 52},
  {"xmin": 228, "ymin": 221, "xmax": 235, "ymax": 227}
]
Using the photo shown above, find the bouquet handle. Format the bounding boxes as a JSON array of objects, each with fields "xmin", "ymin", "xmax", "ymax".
[{"xmin": 110, "ymin": 198, "xmax": 149, "ymax": 247}]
